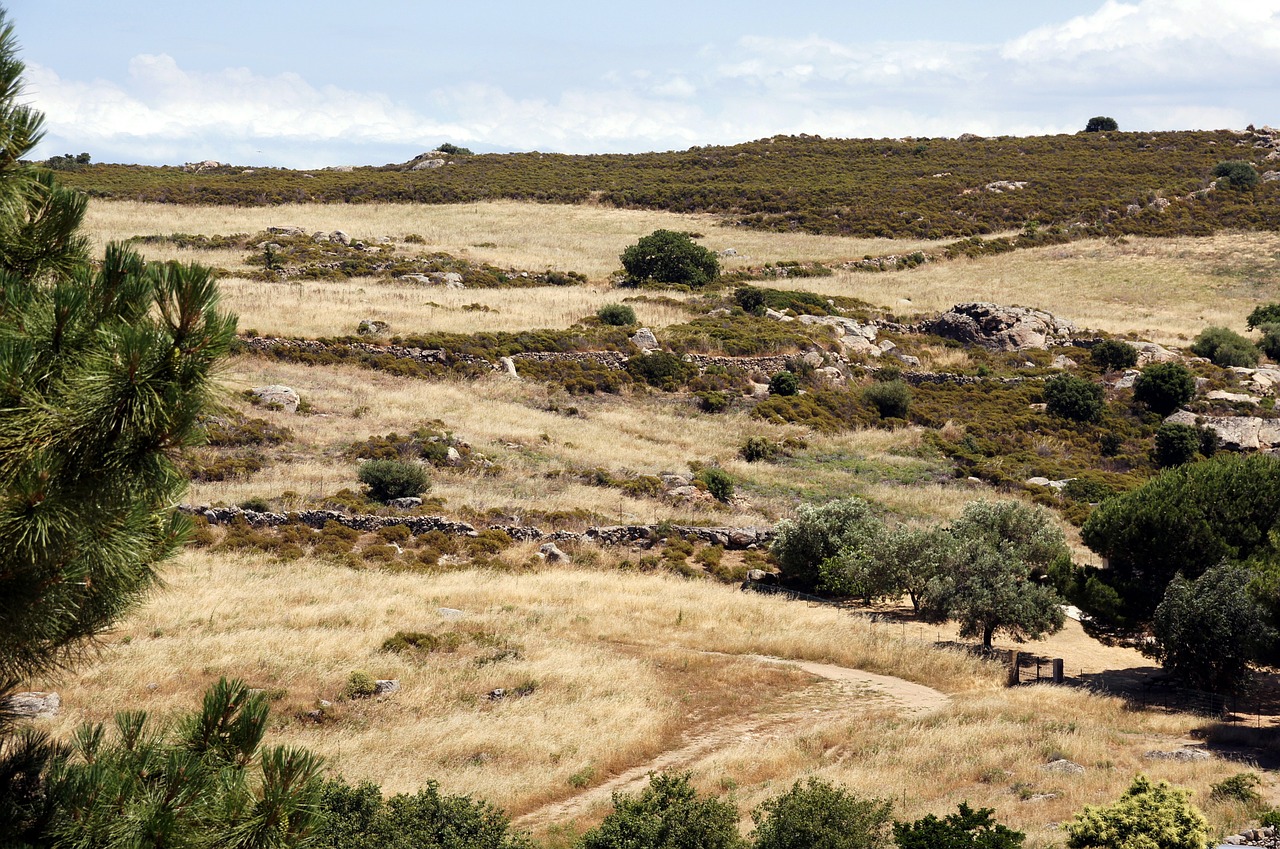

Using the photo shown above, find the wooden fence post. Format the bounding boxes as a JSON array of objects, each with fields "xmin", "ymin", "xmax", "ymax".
[
  {"xmin": 1052, "ymin": 658, "xmax": 1064, "ymax": 684},
  {"xmin": 1007, "ymin": 651, "xmax": 1021, "ymax": 687}
]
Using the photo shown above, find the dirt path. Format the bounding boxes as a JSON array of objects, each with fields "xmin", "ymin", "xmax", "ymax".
[{"xmin": 514, "ymin": 653, "xmax": 948, "ymax": 830}]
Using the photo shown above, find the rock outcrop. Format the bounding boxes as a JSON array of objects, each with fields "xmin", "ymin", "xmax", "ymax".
[{"xmin": 924, "ymin": 303, "xmax": 1076, "ymax": 352}]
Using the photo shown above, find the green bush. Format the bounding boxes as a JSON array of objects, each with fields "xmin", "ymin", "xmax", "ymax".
[
  {"xmin": 1190, "ymin": 326, "xmax": 1259, "ymax": 367},
  {"xmin": 1256, "ymin": 323, "xmax": 1280, "ymax": 361},
  {"xmin": 768, "ymin": 371, "xmax": 799, "ymax": 396},
  {"xmin": 435, "ymin": 142, "xmax": 473, "ymax": 156},
  {"xmin": 696, "ymin": 467, "xmax": 734, "ymax": 502},
  {"xmin": 357, "ymin": 459, "xmax": 429, "ymax": 502},
  {"xmin": 626, "ymin": 350, "xmax": 696, "ymax": 390},
  {"xmin": 1066, "ymin": 775, "xmax": 1208, "ymax": 849},
  {"xmin": 1209, "ymin": 772, "xmax": 1263, "ymax": 806},
  {"xmin": 752, "ymin": 778, "xmax": 893, "ymax": 849},
  {"xmin": 740, "ymin": 436, "xmax": 776, "ymax": 462},
  {"xmin": 771, "ymin": 497, "xmax": 881, "ymax": 591},
  {"xmin": 1043, "ymin": 373, "xmax": 1104, "ymax": 422},
  {"xmin": 620, "ymin": 229, "xmax": 720, "ymax": 288},
  {"xmin": 342, "ymin": 670, "xmax": 377, "ymax": 699},
  {"xmin": 1090, "ymin": 339, "xmax": 1138, "ymax": 372},
  {"xmin": 1084, "ymin": 116, "xmax": 1118, "ymax": 133},
  {"xmin": 1247, "ymin": 303, "xmax": 1280, "ymax": 330},
  {"xmin": 894, "ymin": 802, "xmax": 1024, "ymax": 849},
  {"xmin": 597, "ymin": 303, "xmax": 637, "ymax": 326},
  {"xmin": 579, "ymin": 772, "xmax": 744, "ymax": 849},
  {"xmin": 1132, "ymin": 362, "xmax": 1195, "ymax": 415},
  {"xmin": 1213, "ymin": 160, "xmax": 1260, "ymax": 190},
  {"xmin": 863, "ymin": 379, "xmax": 911, "ymax": 419},
  {"xmin": 1153, "ymin": 423, "xmax": 1201, "ymax": 468},
  {"xmin": 734, "ymin": 285, "xmax": 766, "ymax": 315}
]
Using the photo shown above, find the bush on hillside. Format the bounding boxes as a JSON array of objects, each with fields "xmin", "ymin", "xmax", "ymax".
[
  {"xmin": 894, "ymin": 802, "xmax": 1024, "ymax": 849},
  {"xmin": 771, "ymin": 497, "xmax": 881, "ymax": 591},
  {"xmin": 626, "ymin": 350, "xmax": 696, "ymax": 390},
  {"xmin": 1043, "ymin": 373, "xmax": 1104, "ymax": 422},
  {"xmin": 1190, "ymin": 326, "xmax": 1259, "ymax": 367},
  {"xmin": 1084, "ymin": 116, "xmax": 1118, "ymax": 133},
  {"xmin": 1247, "ymin": 303, "xmax": 1280, "ymax": 330},
  {"xmin": 597, "ymin": 303, "xmax": 637, "ymax": 326},
  {"xmin": 1153, "ymin": 422, "xmax": 1202, "ymax": 468},
  {"xmin": 357, "ymin": 459, "xmax": 429, "ymax": 502},
  {"xmin": 768, "ymin": 370, "xmax": 799, "ymax": 396},
  {"xmin": 579, "ymin": 772, "xmax": 744, "ymax": 849},
  {"xmin": 695, "ymin": 467, "xmax": 734, "ymax": 503},
  {"xmin": 1065, "ymin": 775, "xmax": 1208, "ymax": 849},
  {"xmin": 1090, "ymin": 339, "xmax": 1138, "ymax": 372},
  {"xmin": 620, "ymin": 230, "xmax": 720, "ymax": 288},
  {"xmin": 1132, "ymin": 362, "xmax": 1195, "ymax": 415},
  {"xmin": 1256, "ymin": 323, "xmax": 1280, "ymax": 361},
  {"xmin": 1213, "ymin": 160, "xmax": 1261, "ymax": 190},
  {"xmin": 752, "ymin": 778, "xmax": 893, "ymax": 849},
  {"xmin": 863, "ymin": 378, "xmax": 912, "ymax": 419}
]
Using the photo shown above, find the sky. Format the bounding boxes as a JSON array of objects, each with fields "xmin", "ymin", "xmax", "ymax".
[{"xmin": 8, "ymin": 0, "xmax": 1280, "ymax": 168}]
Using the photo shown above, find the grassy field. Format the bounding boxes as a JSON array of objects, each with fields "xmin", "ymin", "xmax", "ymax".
[{"xmin": 24, "ymin": 199, "xmax": 1280, "ymax": 844}]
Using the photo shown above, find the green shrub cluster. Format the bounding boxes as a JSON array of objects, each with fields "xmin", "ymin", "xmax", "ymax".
[
  {"xmin": 620, "ymin": 229, "xmax": 720, "ymax": 288},
  {"xmin": 596, "ymin": 303, "xmax": 637, "ymax": 326},
  {"xmin": 1190, "ymin": 326, "xmax": 1260, "ymax": 367},
  {"xmin": 357, "ymin": 459, "xmax": 429, "ymax": 502}
]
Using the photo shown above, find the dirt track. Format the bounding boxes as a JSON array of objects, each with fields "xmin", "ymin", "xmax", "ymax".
[{"xmin": 514, "ymin": 653, "xmax": 948, "ymax": 830}]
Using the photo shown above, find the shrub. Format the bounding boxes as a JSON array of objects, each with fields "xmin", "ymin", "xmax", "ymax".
[
  {"xmin": 695, "ymin": 391, "xmax": 731, "ymax": 412},
  {"xmin": 734, "ymin": 285, "xmax": 766, "ymax": 315},
  {"xmin": 626, "ymin": 350, "xmax": 696, "ymax": 390},
  {"xmin": 435, "ymin": 142, "xmax": 473, "ymax": 156},
  {"xmin": 342, "ymin": 670, "xmax": 377, "ymax": 699},
  {"xmin": 1090, "ymin": 339, "xmax": 1138, "ymax": 372},
  {"xmin": 696, "ymin": 467, "xmax": 734, "ymax": 502},
  {"xmin": 1153, "ymin": 423, "xmax": 1201, "ymax": 468},
  {"xmin": 620, "ymin": 229, "xmax": 720, "ymax": 288},
  {"xmin": 1213, "ymin": 160, "xmax": 1260, "ymax": 190},
  {"xmin": 1084, "ymin": 116, "xmax": 1118, "ymax": 133},
  {"xmin": 768, "ymin": 371, "xmax": 799, "ymax": 396},
  {"xmin": 1065, "ymin": 775, "xmax": 1208, "ymax": 849},
  {"xmin": 357, "ymin": 459, "xmax": 429, "ymax": 502},
  {"xmin": 894, "ymin": 802, "xmax": 1024, "ymax": 849},
  {"xmin": 1247, "ymin": 303, "xmax": 1280, "ymax": 330},
  {"xmin": 597, "ymin": 303, "xmax": 637, "ymax": 326},
  {"xmin": 579, "ymin": 772, "xmax": 744, "ymax": 849},
  {"xmin": 863, "ymin": 379, "xmax": 911, "ymax": 419},
  {"xmin": 1257, "ymin": 323, "xmax": 1280, "ymax": 361},
  {"xmin": 1190, "ymin": 326, "xmax": 1259, "ymax": 367},
  {"xmin": 1043, "ymin": 373, "xmax": 1103, "ymax": 422},
  {"xmin": 1132, "ymin": 362, "xmax": 1195, "ymax": 415},
  {"xmin": 740, "ymin": 436, "xmax": 776, "ymax": 462},
  {"xmin": 752, "ymin": 778, "xmax": 893, "ymax": 849},
  {"xmin": 771, "ymin": 497, "xmax": 881, "ymax": 591},
  {"xmin": 1210, "ymin": 773, "xmax": 1263, "ymax": 806}
]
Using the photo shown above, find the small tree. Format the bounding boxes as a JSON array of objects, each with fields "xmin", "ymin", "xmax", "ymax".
[
  {"xmin": 863, "ymin": 379, "xmax": 912, "ymax": 419},
  {"xmin": 695, "ymin": 467, "xmax": 734, "ymax": 503},
  {"xmin": 1190, "ymin": 326, "xmax": 1259, "ymax": 367},
  {"xmin": 1043, "ymin": 373, "xmax": 1104, "ymax": 422},
  {"xmin": 894, "ymin": 802, "xmax": 1024, "ymax": 849},
  {"xmin": 771, "ymin": 497, "xmax": 882, "ymax": 592},
  {"xmin": 1066, "ymin": 775, "xmax": 1208, "ymax": 849},
  {"xmin": 1132, "ymin": 362, "xmax": 1195, "ymax": 415},
  {"xmin": 1213, "ymin": 160, "xmax": 1260, "ymax": 190},
  {"xmin": 751, "ymin": 778, "xmax": 893, "ymax": 849},
  {"xmin": 768, "ymin": 370, "xmax": 799, "ymax": 397},
  {"xmin": 579, "ymin": 772, "xmax": 744, "ymax": 849},
  {"xmin": 822, "ymin": 523, "xmax": 954, "ymax": 612},
  {"xmin": 620, "ymin": 230, "xmax": 719, "ymax": 288},
  {"xmin": 358, "ymin": 458, "xmax": 429, "ymax": 502},
  {"xmin": 597, "ymin": 303, "xmax": 637, "ymax": 326},
  {"xmin": 1153, "ymin": 422, "xmax": 1202, "ymax": 468},
  {"xmin": 1246, "ymin": 303, "xmax": 1280, "ymax": 330},
  {"xmin": 1152, "ymin": 564, "xmax": 1274, "ymax": 694},
  {"xmin": 1084, "ymin": 116, "xmax": 1118, "ymax": 133},
  {"xmin": 1090, "ymin": 339, "xmax": 1138, "ymax": 372},
  {"xmin": 734, "ymin": 285, "xmax": 766, "ymax": 315},
  {"xmin": 1256, "ymin": 323, "xmax": 1280, "ymax": 361}
]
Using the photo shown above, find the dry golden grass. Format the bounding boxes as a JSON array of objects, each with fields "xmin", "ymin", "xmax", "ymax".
[
  {"xmin": 768, "ymin": 231, "xmax": 1280, "ymax": 345},
  {"xmin": 83, "ymin": 199, "xmax": 933, "ymax": 281}
]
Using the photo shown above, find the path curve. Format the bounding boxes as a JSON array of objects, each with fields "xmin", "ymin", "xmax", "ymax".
[{"xmin": 514, "ymin": 653, "xmax": 948, "ymax": 830}]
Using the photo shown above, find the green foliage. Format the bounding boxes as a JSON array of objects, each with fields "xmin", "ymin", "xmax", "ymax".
[
  {"xmin": 579, "ymin": 772, "xmax": 744, "ymax": 849},
  {"xmin": 620, "ymin": 229, "xmax": 720, "ymax": 288},
  {"xmin": 740, "ymin": 436, "xmax": 777, "ymax": 462},
  {"xmin": 1043, "ymin": 373, "xmax": 1104, "ymax": 422},
  {"xmin": 768, "ymin": 370, "xmax": 799, "ymax": 396},
  {"xmin": 1256, "ymin": 323, "xmax": 1280, "ymax": 361},
  {"xmin": 596, "ymin": 303, "xmax": 637, "ymax": 326},
  {"xmin": 1085, "ymin": 117, "xmax": 1119, "ymax": 133},
  {"xmin": 343, "ymin": 670, "xmax": 378, "ymax": 699},
  {"xmin": 435, "ymin": 142, "xmax": 473, "ymax": 156},
  {"xmin": 1213, "ymin": 160, "xmax": 1261, "ymax": 190},
  {"xmin": 893, "ymin": 802, "xmax": 1025, "ymax": 849},
  {"xmin": 1081, "ymin": 453, "xmax": 1280, "ymax": 619},
  {"xmin": 750, "ymin": 777, "xmax": 893, "ymax": 849},
  {"xmin": 1089, "ymin": 339, "xmax": 1139, "ymax": 371},
  {"xmin": 358, "ymin": 459, "xmax": 430, "ymax": 502},
  {"xmin": 1190, "ymin": 325, "xmax": 1260, "ymax": 367},
  {"xmin": 1132, "ymin": 363, "xmax": 1195, "ymax": 415},
  {"xmin": 313, "ymin": 778, "xmax": 530, "ymax": 849},
  {"xmin": 1246, "ymin": 303, "xmax": 1280, "ymax": 330},
  {"xmin": 1152, "ymin": 564, "xmax": 1274, "ymax": 694},
  {"xmin": 1209, "ymin": 773, "xmax": 1263, "ymax": 806},
  {"xmin": 826, "ymin": 523, "xmax": 955, "ymax": 612},
  {"xmin": 1066, "ymin": 775, "xmax": 1209, "ymax": 849},
  {"xmin": 770, "ymin": 497, "xmax": 881, "ymax": 591},
  {"xmin": 626, "ymin": 350, "xmax": 697, "ymax": 391},
  {"xmin": 695, "ymin": 467, "xmax": 734, "ymax": 503},
  {"xmin": 36, "ymin": 679, "xmax": 324, "ymax": 848},
  {"xmin": 734, "ymin": 285, "xmax": 766, "ymax": 315},
  {"xmin": 1152, "ymin": 422, "xmax": 1202, "ymax": 468},
  {"xmin": 863, "ymin": 378, "xmax": 912, "ymax": 419}
]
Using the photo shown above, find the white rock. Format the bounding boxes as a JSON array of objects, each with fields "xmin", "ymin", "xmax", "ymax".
[{"xmin": 250, "ymin": 385, "xmax": 300, "ymax": 414}]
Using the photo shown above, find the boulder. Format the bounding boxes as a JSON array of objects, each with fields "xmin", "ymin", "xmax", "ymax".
[
  {"xmin": 373, "ymin": 679, "xmax": 400, "ymax": 696},
  {"xmin": 330, "ymin": 230, "xmax": 352, "ymax": 246},
  {"xmin": 5, "ymin": 691, "xmax": 60, "ymax": 719},
  {"xmin": 631, "ymin": 327, "xmax": 659, "ymax": 351},
  {"xmin": 356, "ymin": 319, "xmax": 389, "ymax": 336},
  {"xmin": 1051, "ymin": 354, "xmax": 1078, "ymax": 369},
  {"xmin": 411, "ymin": 158, "xmax": 446, "ymax": 170},
  {"xmin": 539, "ymin": 542, "xmax": 571, "ymax": 564},
  {"xmin": 500, "ymin": 356, "xmax": 519, "ymax": 379},
  {"xmin": 1205, "ymin": 390, "xmax": 1260, "ymax": 405},
  {"xmin": 1041, "ymin": 758, "xmax": 1085, "ymax": 774},
  {"xmin": 1165, "ymin": 410, "xmax": 1280, "ymax": 451},
  {"xmin": 386, "ymin": 497, "xmax": 422, "ymax": 509},
  {"xmin": 764, "ymin": 308, "xmax": 792, "ymax": 322},
  {"xmin": 1144, "ymin": 748, "xmax": 1210, "ymax": 761},
  {"xmin": 1127, "ymin": 340, "xmax": 1179, "ymax": 364},
  {"xmin": 250, "ymin": 385, "xmax": 300, "ymax": 414},
  {"xmin": 924, "ymin": 303, "xmax": 1076, "ymax": 352}
]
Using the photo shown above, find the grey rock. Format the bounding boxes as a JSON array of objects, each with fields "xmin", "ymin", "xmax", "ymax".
[
  {"xmin": 500, "ymin": 356, "xmax": 519, "ymax": 378},
  {"xmin": 1143, "ymin": 747, "xmax": 1211, "ymax": 761},
  {"xmin": 373, "ymin": 679, "xmax": 400, "ymax": 696},
  {"xmin": 1113, "ymin": 370, "xmax": 1140, "ymax": 389},
  {"xmin": 386, "ymin": 497, "xmax": 422, "ymax": 509},
  {"xmin": 5, "ymin": 691, "xmax": 60, "ymax": 719},
  {"xmin": 438, "ymin": 607, "xmax": 465, "ymax": 619},
  {"xmin": 925, "ymin": 303, "xmax": 1076, "ymax": 352},
  {"xmin": 357, "ymin": 319, "xmax": 389, "ymax": 336},
  {"xmin": 330, "ymin": 230, "xmax": 351, "ymax": 245},
  {"xmin": 250, "ymin": 385, "xmax": 300, "ymax": 414},
  {"xmin": 719, "ymin": 248, "xmax": 738, "ymax": 257},
  {"xmin": 411, "ymin": 158, "xmax": 446, "ymax": 170},
  {"xmin": 539, "ymin": 542, "xmax": 571, "ymax": 563},
  {"xmin": 1040, "ymin": 758, "xmax": 1085, "ymax": 774},
  {"xmin": 1051, "ymin": 354, "xmax": 1078, "ymax": 369},
  {"xmin": 267, "ymin": 225, "xmax": 306, "ymax": 236},
  {"xmin": 631, "ymin": 327, "xmax": 659, "ymax": 351},
  {"xmin": 1206, "ymin": 390, "xmax": 1260, "ymax": 404}
]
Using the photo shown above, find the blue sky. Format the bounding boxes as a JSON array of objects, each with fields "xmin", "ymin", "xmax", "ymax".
[{"xmin": 9, "ymin": 1, "xmax": 1280, "ymax": 167}]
